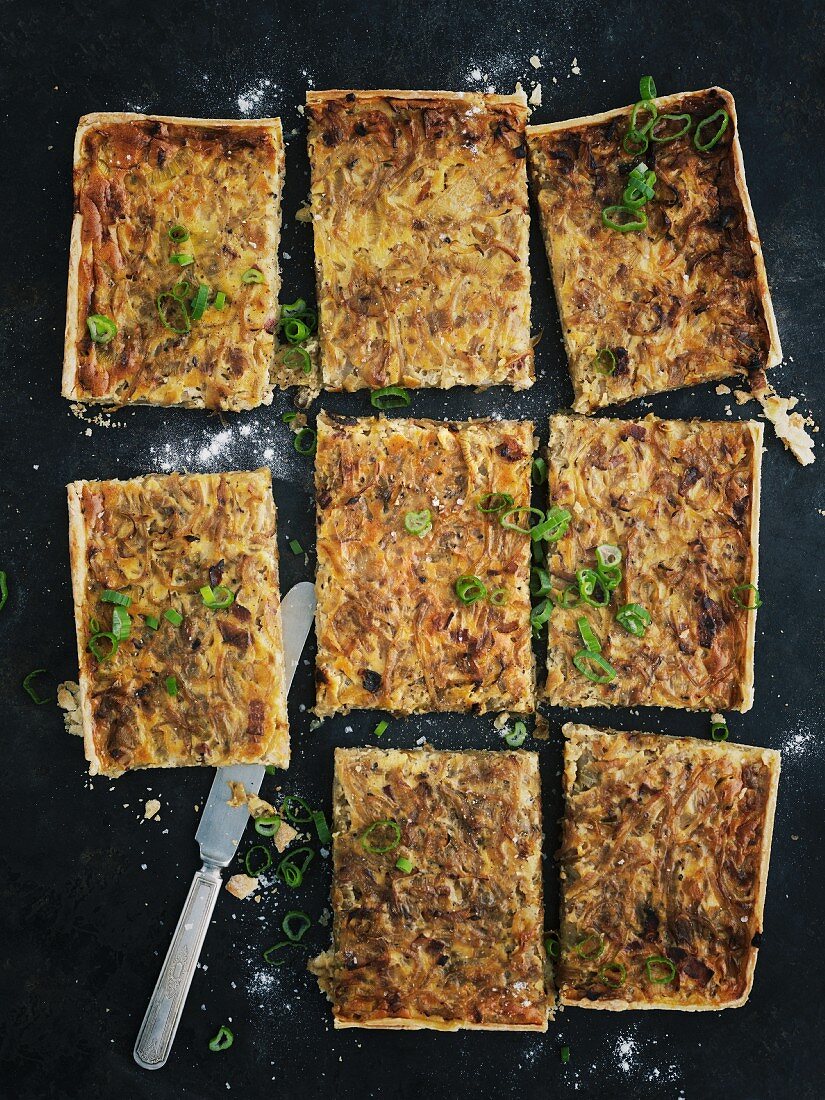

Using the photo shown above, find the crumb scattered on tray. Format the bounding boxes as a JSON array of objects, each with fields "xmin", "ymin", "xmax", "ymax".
[
  {"xmin": 529, "ymin": 55, "xmax": 542, "ymax": 69},
  {"xmin": 274, "ymin": 821, "xmax": 298, "ymax": 853},
  {"xmin": 226, "ymin": 874, "xmax": 259, "ymax": 900},
  {"xmin": 57, "ymin": 681, "xmax": 83, "ymax": 736},
  {"xmin": 144, "ymin": 798, "xmax": 161, "ymax": 820},
  {"xmin": 227, "ymin": 781, "xmax": 276, "ymax": 819},
  {"xmin": 750, "ymin": 368, "xmax": 816, "ymax": 466},
  {"xmin": 529, "ymin": 84, "xmax": 542, "ymax": 107}
]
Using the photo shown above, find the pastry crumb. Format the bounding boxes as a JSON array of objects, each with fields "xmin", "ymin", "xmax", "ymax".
[
  {"xmin": 716, "ymin": 384, "xmax": 731, "ymax": 395},
  {"xmin": 750, "ymin": 369, "xmax": 816, "ymax": 466},
  {"xmin": 57, "ymin": 681, "xmax": 83, "ymax": 737},
  {"xmin": 529, "ymin": 84, "xmax": 542, "ymax": 107},
  {"xmin": 144, "ymin": 798, "xmax": 161, "ymax": 820},
  {"xmin": 274, "ymin": 821, "xmax": 298, "ymax": 853},
  {"xmin": 226, "ymin": 874, "xmax": 259, "ymax": 900},
  {"xmin": 529, "ymin": 55, "xmax": 542, "ymax": 69}
]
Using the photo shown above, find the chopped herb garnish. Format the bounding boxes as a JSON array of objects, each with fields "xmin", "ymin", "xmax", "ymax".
[
  {"xmin": 213, "ymin": 290, "xmax": 227, "ymax": 311},
  {"xmin": 577, "ymin": 616, "xmax": 601, "ymax": 653},
  {"xmin": 544, "ymin": 932, "xmax": 561, "ymax": 959},
  {"xmin": 283, "ymin": 347, "xmax": 312, "ymax": 374},
  {"xmin": 293, "ymin": 427, "xmax": 317, "ymax": 455},
  {"xmin": 168, "ymin": 224, "xmax": 190, "ymax": 244},
  {"xmin": 101, "ymin": 589, "xmax": 131, "ymax": 607},
  {"xmin": 616, "ymin": 603, "xmax": 651, "ymax": 637},
  {"xmin": 573, "ymin": 649, "xmax": 617, "ymax": 684},
  {"xmin": 169, "ymin": 253, "xmax": 195, "ymax": 266},
  {"xmin": 262, "ymin": 941, "xmax": 299, "ymax": 966},
  {"xmin": 111, "ymin": 605, "xmax": 131, "ymax": 641},
  {"xmin": 282, "ymin": 795, "xmax": 313, "ymax": 824},
  {"xmin": 165, "ymin": 675, "xmax": 178, "ymax": 696},
  {"xmin": 531, "ymin": 568, "xmax": 552, "ymax": 598},
  {"xmin": 282, "ymin": 910, "xmax": 312, "ymax": 942},
  {"xmin": 591, "ymin": 348, "xmax": 616, "ymax": 375},
  {"xmin": 645, "ymin": 955, "xmax": 676, "ymax": 984},
  {"xmin": 530, "ymin": 598, "xmax": 553, "ymax": 636},
  {"xmin": 282, "ymin": 317, "xmax": 311, "ymax": 344},
  {"xmin": 312, "ymin": 810, "xmax": 331, "ymax": 845},
  {"xmin": 157, "ymin": 293, "xmax": 190, "ymax": 334},
  {"xmin": 361, "ymin": 819, "xmax": 401, "ymax": 854},
  {"xmin": 289, "ymin": 539, "xmax": 305, "ymax": 556},
  {"xmin": 370, "ymin": 385, "xmax": 411, "ymax": 410},
  {"xmin": 710, "ymin": 716, "xmax": 730, "ymax": 742},
  {"xmin": 254, "ymin": 814, "xmax": 282, "ymax": 837},
  {"xmin": 404, "ymin": 509, "xmax": 432, "ymax": 537},
  {"xmin": 22, "ymin": 669, "xmax": 52, "ymax": 705},
  {"xmin": 86, "ymin": 314, "xmax": 117, "ymax": 344},
  {"xmin": 374, "ymin": 720, "xmax": 389, "ymax": 738},
  {"xmin": 241, "ymin": 267, "xmax": 266, "ymax": 284},
  {"xmin": 282, "ymin": 411, "xmax": 297, "ymax": 423},
  {"xmin": 531, "ymin": 457, "xmax": 548, "ymax": 485},
  {"xmin": 200, "ymin": 585, "xmax": 235, "ymax": 610},
  {"xmin": 639, "ymin": 75, "xmax": 657, "ymax": 101},
  {"xmin": 144, "ymin": 615, "xmax": 160, "ymax": 630},
  {"xmin": 0, "ymin": 571, "xmax": 7, "ymax": 612},
  {"xmin": 163, "ymin": 608, "xmax": 183, "ymax": 626},
  {"xmin": 208, "ymin": 1025, "xmax": 234, "ymax": 1052},
  {"xmin": 577, "ymin": 568, "xmax": 610, "ymax": 607},
  {"xmin": 190, "ymin": 283, "xmax": 209, "ymax": 321},
  {"xmin": 455, "ymin": 575, "xmax": 487, "ymax": 605},
  {"xmin": 88, "ymin": 632, "xmax": 118, "ymax": 662},
  {"xmin": 278, "ymin": 846, "xmax": 314, "ymax": 887},
  {"xmin": 395, "ymin": 856, "xmax": 414, "ymax": 874},
  {"xmin": 529, "ymin": 506, "xmax": 572, "ymax": 543},
  {"xmin": 499, "ymin": 505, "xmax": 546, "ymax": 536},
  {"xmin": 651, "ymin": 113, "xmax": 692, "ymax": 142},
  {"xmin": 476, "ymin": 492, "xmax": 514, "ymax": 514},
  {"xmin": 573, "ymin": 931, "xmax": 606, "ymax": 959},
  {"xmin": 599, "ymin": 961, "xmax": 627, "ymax": 987},
  {"xmin": 602, "ymin": 205, "xmax": 648, "ymax": 233},
  {"xmin": 561, "ymin": 1046, "xmax": 570, "ymax": 1065},
  {"xmin": 503, "ymin": 721, "xmax": 527, "ymax": 748},
  {"xmin": 244, "ymin": 844, "xmax": 272, "ymax": 877},
  {"xmin": 489, "ymin": 588, "xmax": 508, "ymax": 606},
  {"xmin": 731, "ymin": 583, "xmax": 762, "ymax": 610},
  {"xmin": 694, "ymin": 109, "xmax": 729, "ymax": 152}
]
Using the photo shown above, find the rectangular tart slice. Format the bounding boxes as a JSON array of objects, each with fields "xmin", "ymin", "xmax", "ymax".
[
  {"xmin": 306, "ymin": 89, "xmax": 534, "ymax": 391},
  {"xmin": 558, "ymin": 723, "xmax": 780, "ymax": 1010},
  {"xmin": 63, "ymin": 113, "xmax": 285, "ymax": 410},
  {"xmin": 314, "ymin": 413, "xmax": 535, "ymax": 715},
  {"xmin": 67, "ymin": 468, "xmax": 289, "ymax": 776},
  {"xmin": 545, "ymin": 413, "xmax": 762, "ymax": 711},
  {"xmin": 310, "ymin": 746, "xmax": 549, "ymax": 1030},
  {"xmin": 527, "ymin": 88, "xmax": 781, "ymax": 412}
]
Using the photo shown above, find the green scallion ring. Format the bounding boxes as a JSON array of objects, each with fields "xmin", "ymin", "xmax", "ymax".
[
  {"xmin": 455, "ymin": 575, "xmax": 487, "ymax": 605},
  {"xmin": 503, "ymin": 721, "xmax": 527, "ymax": 748},
  {"xmin": 241, "ymin": 267, "xmax": 266, "ymax": 284},
  {"xmin": 171, "ymin": 279, "xmax": 193, "ymax": 302},
  {"xmin": 651, "ymin": 112, "xmax": 692, "ymax": 143},
  {"xmin": 499, "ymin": 506, "xmax": 546, "ymax": 536},
  {"xmin": 476, "ymin": 492, "xmax": 514, "ymax": 514},
  {"xmin": 374, "ymin": 719, "xmax": 389, "ymax": 738},
  {"xmin": 531, "ymin": 598, "xmax": 553, "ymax": 635},
  {"xmin": 254, "ymin": 814, "xmax": 282, "ymax": 837},
  {"xmin": 22, "ymin": 669, "xmax": 52, "ymax": 705},
  {"xmin": 283, "ymin": 347, "xmax": 312, "ymax": 374},
  {"xmin": 616, "ymin": 602, "xmax": 651, "ymax": 637},
  {"xmin": 86, "ymin": 314, "xmax": 117, "ymax": 344},
  {"xmin": 370, "ymin": 385, "xmax": 411, "ymax": 410},
  {"xmin": 572, "ymin": 649, "xmax": 617, "ymax": 684},
  {"xmin": 730, "ymin": 583, "xmax": 762, "ymax": 610},
  {"xmin": 244, "ymin": 844, "xmax": 272, "ymax": 877},
  {"xmin": 544, "ymin": 932, "xmax": 561, "ymax": 959},
  {"xmin": 561, "ymin": 1046, "xmax": 570, "ymax": 1065},
  {"xmin": 208, "ymin": 1025, "xmax": 234, "ymax": 1051},
  {"xmin": 88, "ymin": 631, "xmax": 119, "ymax": 662},
  {"xmin": 530, "ymin": 506, "xmax": 572, "ymax": 544},
  {"xmin": 157, "ymin": 293, "xmax": 191, "ymax": 334},
  {"xmin": 282, "ymin": 411, "xmax": 297, "ymax": 423},
  {"xmin": 693, "ymin": 109, "xmax": 729, "ymax": 152},
  {"xmin": 623, "ymin": 176, "xmax": 655, "ymax": 208},
  {"xmin": 144, "ymin": 615, "xmax": 160, "ymax": 630},
  {"xmin": 164, "ymin": 607, "xmax": 183, "ymax": 627},
  {"xmin": 595, "ymin": 544, "xmax": 622, "ymax": 570},
  {"xmin": 599, "ymin": 961, "xmax": 627, "ymax": 987},
  {"xmin": 190, "ymin": 283, "xmax": 209, "ymax": 321},
  {"xmin": 168, "ymin": 224, "xmax": 190, "ymax": 244},
  {"xmin": 213, "ymin": 291, "xmax": 227, "ymax": 311},
  {"xmin": 282, "ymin": 910, "xmax": 312, "ymax": 942},
  {"xmin": 277, "ymin": 846, "xmax": 315, "ymax": 888},
  {"xmin": 293, "ymin": 427, "xmax": 317, "ymax": 455},
  {"xmin": 361, "ymin": 819, "xmax": 401, "ymax": 854},
  {"xmin": 282, "ymin": 317, "xmax": 311, "ymax": 344},
  {"xmin": 602, "ymin": 205, "xmax": 648, "ymax": 233},
  {"xmin": 0, "ymin": 571, "xmax": 7, "ymax": 612},
  {"xmin": 530, "ymin": 567, "xmax": 552, "ymax": 598},
  {"xmin": 577, "ymin": 568, "xmax": 610, "ymax": 607},
  {"xmin": 558, "ymin": 583, "xmax": 581, "ymax": 609},
  {"xmin": 592, "ymin": 348, "xmax": 616, "ymax": 375},
  {"xmin": 630, "ymin": 98, "xmax": 658, "ymax": 136},
  {"xmin": 711, "ymin": 719, "xmax": 730, "ymax": 742},
  {"xmin": 489, "ymin": 588, "xmax": 508, "ymax": 606},
  {"xmin": 645, "ymin": 955, "xmax": 676, "ymax": 984},
  {"xmin": 282, "ymin": 795, "xmax": 313, "ymax": 824},
  {"xmin": 598, "ymin": 565, "xmax": 623, "ymax": 592},
  {"xmin": 165, "ymin": 675, "xmax": 178, "ymax": 696},
  {"xmin": 101, "ymin": 589, "xmax": 131, "ymax": 607},
  {"xmin": 289, "ymin": 539, "xmax": 304, "ymax": 556},
  {"xmin": 262, "ymin": 941, "xmax": 299, "ymax": 966},
  {"xmin": 531, "ymin": 457, "xmax": 548, "ymax": 485},
  {"xmin": 169, "ymin": 253, "xmax": 195, "ymax": 266},
  {"xmin": 639, "ymin": 75, "xmax": 657, "ymax": 101},
  {"xmin": 532, "ymin": 539, "xmax": 545, "ymax": 565},
  {"xmin": 199, "ymin": 584, "xmax": 235, "ymax": 610},
  {"xmin": 573, "ymin": 931, "xmax": 606, "ymax": 959},
  {"xmin": 395, "ymin": 856, "xmax": 414, "ymax": 874},
  {"xmin": 622, "ymin": 129, "xmax": 649, "ymax": 155},
  {"xmin": 404, "ymin": 509, "xmax": 432, "ymax": 537},
  {"xmin": 313, "ymin": 810, "xmax": 332, "ymax": 844},
  {"xmin": 281, "ymin": 298, "xmax": 307, "ymax": 316},
  {"xmin": 111, "ymin": 605, "xmax": 132, "ymax": 641},
  {"xmin": 577, "ymin": 617, "xmax": 602, "ymax": 653}
]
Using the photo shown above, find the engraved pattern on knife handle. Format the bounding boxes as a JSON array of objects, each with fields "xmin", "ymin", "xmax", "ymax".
[{"xmin": 133, "ymin": 865, "xmax": 222, "ymax": 1069}]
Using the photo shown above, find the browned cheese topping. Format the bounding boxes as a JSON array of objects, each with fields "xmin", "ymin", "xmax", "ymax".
[
  {"xmin": 546, "ymin": 413, "xmax": 761, "ymax": 711},
  {"xmin": 65, "ymin": 114, "xmax": 284, "ymax": 410},
  {"xmin": 558, "ymin": 724, "xmax": 780, "ymax": 1009},
  {"xmin": 527, "ymin": 89, "xmax": 780, "ymax": 412},
  {"xmin": 310, "ymin": 747, "xmax": 549, "ymax": 1030},
  {"xmin": 67, "ymin": 469, "xmax": 288, "ymax": 776},
  {"xmin": 314, "ymin": 413, "xmax": 535, "ymax": 716},
  {"xmin": 306, "ymin": 90, "xmax": 534, "ymax": 391}
]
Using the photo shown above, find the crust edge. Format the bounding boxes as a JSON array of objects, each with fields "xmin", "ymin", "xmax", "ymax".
[{"xmin": 67, "ymin": 482, "xmax": 101, "ymax": 775}]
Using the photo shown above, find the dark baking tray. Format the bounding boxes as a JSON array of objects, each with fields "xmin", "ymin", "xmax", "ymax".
[{"xmin": 1, "ymin": 1, "xmax": 823, "ymax": 1097}]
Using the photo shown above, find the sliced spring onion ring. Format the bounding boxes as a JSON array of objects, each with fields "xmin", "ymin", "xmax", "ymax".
[
  {"xmin": 710, "ymin": 718, "xmax": 730, "ymax": 742},
  {"xmin": 651, "ymin": 112, "xmax": 692, "ymax": 142},
  {"xmin": 544, "ymin": 932, "xmax": 561, "ymax": 959},
  {"xmin": 577, "ymin": 568, "xmax": 610, "ymax": 607},
  {"xmin": 616, "ymin": 602, "xmax": 652, "ymax": 637},
  {"xmin": 361, "ymin": 819, "xmax": 401, "ymax": 854},
  {"xmin": 313, "ymin": 810, "xmax": 331, "ymax": 844},
  {"xmin": 168, "ymin": 224, "xmax": 190, "ymax": 243},
  {"xmin": 190, "ymin": 283, "xmax": 209, "ymax": 321},
  {"xmin": 101, "ymin": 589, "xmax": 131, "ymax": 607},
  {"xmin": 213, "ymin": 291, "xmax": 227, "ymax": 311},
  {"xmin": 374, "ymin": 720, "xmax": 389, "ymax": 738},
  {"xmin": 561, "ymin": 1046, "xmax": 571, "ymax": 1065},
  {"xmin": 623, "ymin": 171, "xmax": 656, "ymax": 208},
  {"xmin": 577, "ymin": 617, "xmax": 602, "ymax": 653},
  {"xmin": 530, "ymin": 506, "xmax": 572, "ymax": 543},
  {"xmin": 289, "ymin": 539, "xmax": 304, "ymax": 555},
  {"xmin": 599, "ymin": 961, "xmax": 627, "ymax": 987},
  {"xmin": 278, "ymin": 846, "xmax": 315, "ymax": 887},
  {"xmin": 572, "ymin": 649, "xmax": 617, "ymax": 684},
  {"xmin": 282, "ymin": 411, "xmax": 297, "ymax": 423},
  {"xmin": 395, "ymin": 856, "xmax": 414, "ymax": 874},
  {"xmin": 531, "ymin": 567, "xmax": 552, "ymax": 598},
  {"xmin": 476, "ymin": 492, "xmax": 514, "ymax": 514},
  {"xmin": 283, "ymin": 347, "xmax": 312, "ymax": 374},
  {"xmin": 282, "ymin": 910, "xmax": 312, "ymax": 942},
  {"xmin": 455, "ymin": 575, "xmax": 487, "ymax": 604},
  {"xmin": 293, "ymin": 427, "xmax": 317, "ymax": 455},
  {"xmin": 404, "ymin": 509, "xmax": 432, "ymax": 537},
  {"xmin": 595, "ymin": 544, "xmax": 622, "ymax": 570},
  {"xmin": 731, "ymin": 583, "xmax": 762, "ymax": 610},
  {"xmin": 165, "ymin": 675, "xmax": 178, "ymax": 696},
  {"xmin": 282, "ymin": 317, "xmax": 311, "ymax": 344},
  {"xmin": 489, "ymin": 588, "xmax": 508, "ymax": 606},
  {"xmin": 532, "ymin": 539, "xmax": 545, "ymax": 565},
  {"xmin": 144, "ymin": 615, "xmax": 160, "ymax": 630},
  {"xmin": 111, "ymin": 605, "xmax": 132, "ymax": 641},
  {"xmin": 630, "ymin": 98, "xmax": 658, "ymax": 136},
  {"xmin": 282, "ymin": 795, "xmax": 313, "ymax": 824},
  {"xmin": 241, "ymin": 267, "xmax": 265, "ymax": 284},
  {"xmin": 88, "ymin": 632, "xmax": 118, "ymax": 662},
  {"xmin": 499, "ymin": 506, "xmax": 546, "ymax": 536},
  {"xmin": 622, "ymin": 129, "xmax": 649, "ymax": 155},
  {"xmin": 531, "ymin": 457, "xmax": 548, "ymax": 485},
  {"xmin": 208, "ymin": 1025, "xmax": 234, "ymax": 1051},
  {"xmin": 169, "ymin": 253, "xmax": 195, "ymax": 266},
  {"xmin": 370, "ymin": 385, "xmax": 410, "ymax": 410},
  {"xmin": 602, "ymin": 205, "xmax": 648, "ymax": 232},
  {"xmin": 262, "ymin": 941, "xmax": 299, "ymax": 966},
  {"xmin": 22, "ymin": 669, "xmax": 52, "ymax": 705},
  {"xmin": 573, "ymin": 931, "xmax": 606, "ymax": 959},
  {"xmin": 531, "ymin": 598, "xmax": 553, "ymax": 635},
  {"xmin": 87, "ymin": 314, "xmax": 117, "ymax": 344},
  {"xmin": 200, "ymin": 584, "xmax": 235, "ymax": 610},
  {"xmin": 172, "ymin": 279, "xmax": 194, "ymax": 302},
  {"xmin": 694, "ymin": 109, "xmax": 729, "ymax": 152},
  {"xmin": 0, "ymin": 571, "xmax": 6, "ymax": 612},
  {"xmin": 164, "ymin": 607, "xmax": 183, "ymax": 626},
  {"xmin": 245, "ymin": 844, "xmax": 272, "ymax": 877},
  {"xmin": 157, "ymin": 293, "xmax": 191, "ymax": 334},
  {"xmin": 503, "ymin": 720, "xmax": 527, "ymax": 748},
  {"xmin": 639, "ymin": 75, "xmax": 657, "ymax": 101},
  {"xmin": 645, "ymin": 955, "xmax": 676, "ymax": 984},
  {"xmin": 592, "ymin": 348, "xmax": 616, "ymax": 375},
  {"xmin": 281, "ymin": 298, "xmax": 306, "ymax": 315},
  {"xmin": 254, "ymin": 813, "xmax": 282, "ymax": 837},
  {"xmin": 558, "ymin": 583, "xmax": 581, "ymax": 609}
]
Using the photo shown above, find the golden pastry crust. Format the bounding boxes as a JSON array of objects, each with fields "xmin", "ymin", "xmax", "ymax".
[
  {"xmin": 63, "ymin": 113, "xmax": 285, "ymax": 410},
  {"xmin": 309, "ymin": 747, "xmax": 549, "ymax": 1030},
  {"xmin": 306, "ymin": 89, "xmax": 534, "ymax": 391},
  {"xmin": 67, "ymin": 469, "xmax": 288, "ymax": 777},
  {"xmin": 545, "ymin": 413, "xmax": 762, "ymax": 712},
  {"xmin": 527, "ymin": 88, "xmax": 781, "ymax": 413},
  {"xmin": 314, "ymin": 413, "xmax": 535, "ymax": 715},
  {"xmin": 557, "ymin": 723, "xmax": 780, "ymax": 1010}
]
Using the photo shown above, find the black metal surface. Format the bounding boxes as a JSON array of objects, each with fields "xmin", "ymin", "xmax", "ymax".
[{"xmin": 1, "ymin": 1, "xmax": 823, "ymax": 1097}]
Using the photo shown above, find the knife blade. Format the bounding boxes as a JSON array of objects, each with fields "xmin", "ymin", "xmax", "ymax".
[{"xmin": 134, "ymin": 580, "xmax": 316, "ymax": 1071}]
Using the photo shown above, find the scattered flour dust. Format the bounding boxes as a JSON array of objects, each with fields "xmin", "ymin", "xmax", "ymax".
[
  {"xmin": 780, "ymin": 722, "xmax": 817, "ymax": 759},
  {"xmin": 145, "ymin": 412, "xmax": 296, "ymax": 478},
  {"xmin": 555, "ymin": 1024, "xmax": 683, "ymax": 1092},
  {"xmin": 237, "ymin": 77, "xmax": 282, "ymax": 116}
]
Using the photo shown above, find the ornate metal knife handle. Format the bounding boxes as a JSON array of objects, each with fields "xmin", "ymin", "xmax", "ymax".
[{"xmin": 133, "ymin": 864, "xmax": 222, "ymax": 1070}]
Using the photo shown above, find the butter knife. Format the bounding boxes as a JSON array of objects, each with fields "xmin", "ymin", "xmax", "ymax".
[{"xmin": 133, "ymin": 580, "xmax": 316, "ymax": 1070}]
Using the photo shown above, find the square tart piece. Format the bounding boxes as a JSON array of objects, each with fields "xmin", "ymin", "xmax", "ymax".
[
  {"xmin": 558, "ymin": 723, "xmax": 780, "ymax": 1010},
  {"xmin": 63, "ymin": 113, "xmax": 285, "ymax": 411},
  {"xmin": 306, "ymin": 89, "xmax": 534, "ymax": 391},
  {"xmin": 314, "ymin": 413, "xmax": 535, "ymax": 716},
  {"xmin": 67, "ymin": 468, "xmax": 289, "ymax": 777},
  {"xmin": 310, "ymin": 747, "xmax": 549, "ymax": 1030},
  {"xmin": 545, "ymin": 413, "xmax": 762, "ymax": 712},
  {"xmin": 527, "ymin": 88, "xmax": 781, "ymax": 413}
]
